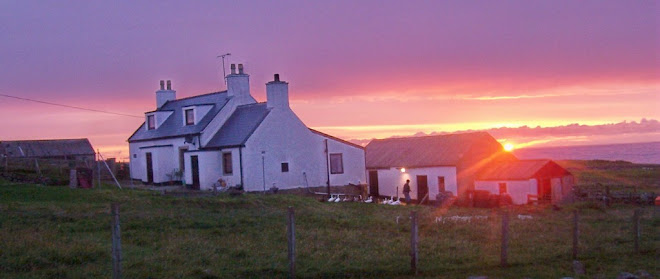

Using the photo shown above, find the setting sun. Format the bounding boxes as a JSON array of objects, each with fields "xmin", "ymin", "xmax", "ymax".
[{"xmin": 504, "ymin": 143, "xmax": 515, "ymax": 152}]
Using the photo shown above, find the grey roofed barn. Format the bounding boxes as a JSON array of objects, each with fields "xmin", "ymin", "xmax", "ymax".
[{"xmin": 0, "ymin": 139, "xmax": 95, "ymax": 158}]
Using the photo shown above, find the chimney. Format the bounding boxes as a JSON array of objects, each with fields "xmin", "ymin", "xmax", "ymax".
[
  {"xmin": 266, "ymin": 73, "xmax": 289, "ymax": 109},
  {"xmin": 156, "ymin": 80, "xmax": 176, "ymax": 108},
  {"xmin": 226, "ymin": 63, "xmax": 250, "ymax": 97}
]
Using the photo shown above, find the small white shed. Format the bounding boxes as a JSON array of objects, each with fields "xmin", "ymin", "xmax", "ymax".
[{"xmin": 474, "ymin": 160, "xmax": 573, "ymax": 205}]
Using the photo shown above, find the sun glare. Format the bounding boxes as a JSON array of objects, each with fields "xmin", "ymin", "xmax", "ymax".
[{"xmin": 503, "ymin": 143, "xmax": 515, "ymax": 152}]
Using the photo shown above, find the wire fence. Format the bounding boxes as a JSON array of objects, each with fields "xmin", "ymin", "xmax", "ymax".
[
  {"xmin": 0, "ymin": 155, "xmax": 128, "ymax": 186},
  {"xmin": 106, "ymin": 201, "xmax": 657, "ymax": 278}
]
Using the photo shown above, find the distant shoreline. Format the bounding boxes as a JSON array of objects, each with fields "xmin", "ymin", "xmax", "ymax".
[
  {"xmin": 514, "ymin": 141, "xmax": 660, "ymax": 164},
  {"xmin": 517, "ymin": 141, "xmax": 660, "ymax": 150}
]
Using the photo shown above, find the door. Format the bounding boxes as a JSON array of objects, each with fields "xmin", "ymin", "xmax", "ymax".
[
  {"xmin": 416, "ymin": 175, "xmax": 428, "ymax": 203},
  {"xmin": 438, "ymin": 176, "xmax": 445, "ymax": 192},
  {"xmin": 191, "ymin": 155, "xmax": 200, "ymax": 190},
  {"xmin": 368, "ymin": 171, "xmax": 379, "ymax": 196},
  {"xmin": 539, "ymin": 178, "xmax": 551, "ymax": 201},
  {"xmin": 146, "ymin": 152, "xmax": 153, "ymax": 184}
]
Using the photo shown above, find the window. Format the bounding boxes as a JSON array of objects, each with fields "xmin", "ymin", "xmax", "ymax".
[
  {"xmin": 438, "ymin": 176, "xmax": 445, "ymax": 192},
  {"xmin": 499, "ymin": 182, "xmax": 507, "ymax": 195},
  {"xmin": 185, "ymin": 109, "xmax": 195, "ymax": 125},
  {"xmin": 281, "ymin": 162, "xmax": 289, "ymax": 172},
  {"xmin": 133, "ymin": 154, "xmax": 137, "ymax": 158},
  {"xmin": 222, "ymin": 152, "xmax": 233, "ymax": 174},
  {"xmin": 329, "ymin": 153, "xmax": 344, "ymax": 174},
  {"xmin": 147, "ymin": 115, "xmax": 155, "ymax": 130}
]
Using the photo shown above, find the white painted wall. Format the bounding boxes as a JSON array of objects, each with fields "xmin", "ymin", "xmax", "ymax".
[
  {"xmin": 371, "ymin": 167, "xmax": 458, "ymax": 200},
  {"xmin": 243, "ymin": 108, "xmax": 326, "ymax": 191},
  {"xmin": 316, "ymin": 134, "xmax": 366, "ymax": 186},
  {"xmin": 474, "ymin": 179, "xmax": 539, "ymax": 205},
  {"xmin": 129, "ymin": 137, "xmax": 196, "ymax": 184},
  {"xmin": 183, "ymin": 147, "xmax": 242, "ymax": 189},
  {"xmin": 183, "ymin": 150, "xmax": 231, "ymax": 190}
]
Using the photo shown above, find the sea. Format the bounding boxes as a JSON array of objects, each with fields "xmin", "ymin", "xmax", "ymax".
[{"xmin": 513, "ymin": 141, "xmax": 660, "ymax": 165}]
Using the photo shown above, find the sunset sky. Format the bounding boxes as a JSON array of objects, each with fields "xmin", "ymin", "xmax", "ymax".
[{"xmin": 1, "ymin": 1, "xmax": 658, "ymax": 160}]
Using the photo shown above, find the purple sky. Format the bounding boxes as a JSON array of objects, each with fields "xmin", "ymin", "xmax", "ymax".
[{"xmin": 1, "ymin": 1, "xmax": 658, "ymax": 159}]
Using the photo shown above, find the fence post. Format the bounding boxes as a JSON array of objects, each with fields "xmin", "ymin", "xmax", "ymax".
[
  {"xmin": 97, "ymin": 150, "xmax": 101, "ymax": 188},
  {"xmin": 111, "ymin": 203, "xmax": 122, "ymax": 279},
  {"xmin": 573, "ymin": 210, "xmax": 579, "ymax": 260},
  {"xmin": 3, "ymin": 156, "xmax": 8, "ymax": 175},
  {"xmin": 500, "ymin": 211, "xmax": 509, "ymax": 268},
  {"xmin": 287, "ymin": 207, "xmax": 295, "ymax": 279},
  {"xmin": 410, "ymin": 211, "xmax": 418, "ymax": 275},
  {"xmin": 633, "ymin": 209, "xmax": 640, "ymax": 253}
]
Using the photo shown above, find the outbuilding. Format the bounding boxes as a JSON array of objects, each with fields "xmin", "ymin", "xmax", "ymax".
[
  {"xmin": 474, "ymin": 159, "xmax": 573, "ymax": 205},
  {"xmin": 0, "ymin": 139, "xmax": 95, "ymax": 162},
  {"xmin": 365, "ymin": 132, "xmax": 513, "ymax": 202}
]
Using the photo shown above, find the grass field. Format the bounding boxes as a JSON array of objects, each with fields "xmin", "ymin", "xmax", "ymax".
[
  {"xmin": 1, "ymin": 160, "xmax": 659, "ymax": 278},
  {"xmin": 557, "ymin": 160, "xmax": 660, "ymax": 193}
]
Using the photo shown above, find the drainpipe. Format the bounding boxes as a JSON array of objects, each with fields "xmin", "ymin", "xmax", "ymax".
[
  {"xmin": 239, "ymin": 147, "xmax": 244, "ymax": 188},
  {"xmin": 325, "ymin": 139, "xmax": 331, "ymax": 199},
  {"xmin": 261, "ymin": 151, "xmax": 266, "ymax": 193}
]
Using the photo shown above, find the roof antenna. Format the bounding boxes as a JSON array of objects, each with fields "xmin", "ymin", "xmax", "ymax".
[{"xmin": 216, "ymin": 53, "xmax": 231, "ymax": 87}]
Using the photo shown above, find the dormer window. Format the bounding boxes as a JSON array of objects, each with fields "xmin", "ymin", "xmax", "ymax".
[
  {"xmin": 185, "ymin": 109, "xmax": 194, "ymax": 126},
  {"xmin": 147, "ymin": 115, "xmax": 155, "ymax": 130}
]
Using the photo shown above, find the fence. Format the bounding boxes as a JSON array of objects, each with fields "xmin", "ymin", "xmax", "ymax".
[
  {"xmin": 1, "ymin": 155, "xmax": 128, "ymax": 186},
  {"xmin": 104, "ymin": 202, "xmax": 656, "ymax": 278}
]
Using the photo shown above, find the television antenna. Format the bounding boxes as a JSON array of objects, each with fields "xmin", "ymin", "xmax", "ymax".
[{"xmin": 217, "ymin": 53, "xmax": 231, "ymax": 85}]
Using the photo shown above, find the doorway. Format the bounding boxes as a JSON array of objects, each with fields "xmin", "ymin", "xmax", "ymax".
[
  {"xmin": 438, "ymin": 176, "xmax": 445, "ymax": 192},
  {"xmin": 146, "ymin": 152, "xmax": 153, "ymax": 184},
  {"xmin": 539, "ymin": 178, "xmax": 551, "ymax": 201},
  {"xmin": 368, "ymin": 171, "xmax": 379, "ymax": 196},
  {"xmin": 191, "ymin": 155, "xmax": 200, "ymax": 190},
  {"xmin": 416, "ymin": 175, "xmax": 428, "ymax": 203}
]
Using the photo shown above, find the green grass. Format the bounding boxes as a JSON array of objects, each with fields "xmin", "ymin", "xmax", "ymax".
[
  {"xmin": 1, "ymin": 181, "xmax": 658, "ymax": 278},
  {"xmin": 557, "ymin": 160, "xmax": 660, "ymax": 192}
]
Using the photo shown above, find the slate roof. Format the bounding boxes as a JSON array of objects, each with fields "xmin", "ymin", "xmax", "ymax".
[
  {"xmin": 476, "ymin": 160, "xmax": 560, "ymax": 180},
  {"xmin": 205, "ymin": 103, "xmax": 271, "ymax": 148},
  {"xmin": 365, "ymin": 132, "xmax": 499, "ymax": 168},
  {"xmin": 128, "ymin": 91, "xmax": 229, "ymax": 142},
  {"xmin": 0, "ymin": 139, "xmax": 95, "ymax": 158}
]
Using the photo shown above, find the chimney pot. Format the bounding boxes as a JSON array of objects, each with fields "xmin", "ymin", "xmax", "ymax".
[
  {"xmin": 230, "ymin": 64, "xmax": 236, "ymax": 74},
  {"xmin": 274, "ymin": 74, "xmax": 280, "ymax": 82},
  {"xmin": 160, "ymin": 80, "xmax": 165, "ymax": 90},
  {"xmin": 166, "ymin": 80, "xmax": 172, "ymax": 90},
  {"xmin": 238, "ymin": 64, "xmax": 244, "ymax": 74}
]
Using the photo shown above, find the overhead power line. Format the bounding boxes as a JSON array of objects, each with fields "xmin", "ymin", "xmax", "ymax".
[{"xmin": 0, "ymin": 93, "xmax": 142, "ymax": 118}]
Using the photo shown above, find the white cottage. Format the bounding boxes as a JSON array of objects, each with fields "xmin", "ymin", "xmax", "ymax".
[
  {"xmin": 474, "ymin": 159, "xmax": 573, "ymax": 205},
  {"xmin": 128, "ymin": 64, "xmax": 366, "ymax": 191},
  {"xmin": 365, "ymin": 132, "xmax": 514, "ymax": 202}
]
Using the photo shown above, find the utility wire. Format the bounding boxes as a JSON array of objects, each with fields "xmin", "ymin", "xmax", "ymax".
[{"xmin": 0, "ymin": 93, "xmax": 142, "ymax": 118}]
